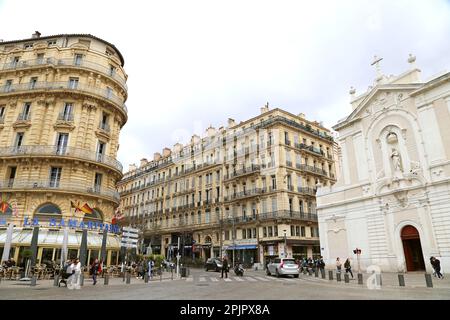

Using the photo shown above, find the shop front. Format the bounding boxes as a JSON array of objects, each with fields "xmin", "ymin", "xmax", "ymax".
[
  {"xmin": 261, "ymin": 241, "xmax": 280, "ymax": 267},
  {"xmin": 0, "ymin": 227, "xmax": 122, "ymax": 267},
  {"xmin": 225, "ymin": 239, "xmax": 258, "ymax": 267}
]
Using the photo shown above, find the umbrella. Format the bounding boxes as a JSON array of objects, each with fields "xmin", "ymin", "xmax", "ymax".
[{"xmin": 1, "ymin": 223, "xmax": 14, "ymax": 263}]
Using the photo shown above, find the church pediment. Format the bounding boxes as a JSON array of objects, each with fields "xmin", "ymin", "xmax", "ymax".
[{"xmin": 335, "ymin": 84, "xmax": 420, "ymax": 129}]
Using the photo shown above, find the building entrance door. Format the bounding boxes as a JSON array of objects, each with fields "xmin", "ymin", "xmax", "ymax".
[{"xmin": 401, "ymin": 225, "xmax": 425, "ymax": 271}]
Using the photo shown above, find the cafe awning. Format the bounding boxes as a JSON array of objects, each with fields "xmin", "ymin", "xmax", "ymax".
[
  {"xmin": 226, "ymin": 244, "xmax": 258, "ymax": 250},
  {"xmin": 0, "ymin": 228, "xmax": 121, "ymax": 249}
]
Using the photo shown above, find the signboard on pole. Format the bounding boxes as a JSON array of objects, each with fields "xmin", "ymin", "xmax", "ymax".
[{"xmin": 121, "ymin": 227, "xmax": 139, "ymax": 249}]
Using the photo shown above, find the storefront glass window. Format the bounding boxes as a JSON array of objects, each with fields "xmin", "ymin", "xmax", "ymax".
[
  {"xmin": 41, "ymin": 248, "xmax": 54, "ymax": 265},
  {"xmin": 68, "ymin": 249, "xmax": 78, "ymax": 260}
]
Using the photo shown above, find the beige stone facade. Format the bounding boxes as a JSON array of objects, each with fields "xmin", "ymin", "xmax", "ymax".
[
  {"xmin": 0, "ymin": 32, "xmax": 127, "ymax": 266},
  {"xmin": 118, "ymin": 106, "xmax": 337, "ymax": 266},
  {"xmin": 317, "ymin": 56, "xmax": 450, "ymax": 273}
]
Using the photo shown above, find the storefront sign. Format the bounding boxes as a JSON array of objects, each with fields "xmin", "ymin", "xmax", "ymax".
[{"xmin": 12, "ymin": 216, "xmax": 122, "ymax": 234}]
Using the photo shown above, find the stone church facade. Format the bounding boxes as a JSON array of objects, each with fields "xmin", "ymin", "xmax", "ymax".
[{"xmin": 317, "ymin": 55, "xmax": 450, "ymax": 273}]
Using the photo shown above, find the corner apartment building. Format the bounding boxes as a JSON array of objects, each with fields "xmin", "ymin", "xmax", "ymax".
[
  {"xmin": 0, "ymin": 32, "xmax": 128, "ymax": 266},
  {"xmin": 118, "ymin": 106, "xmax": 336, "ymax": 266}
]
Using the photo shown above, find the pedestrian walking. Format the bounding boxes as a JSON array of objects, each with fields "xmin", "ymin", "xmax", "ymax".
[
  {"xmin": 221, "ymin": 256, "xmax": 229, "ymax": 278},
  {"xmin": 431, "ymin": 257, "xmax": 443, "ymax": 279},
  {"xmin": 344, "ymin": 258, "xmax": 353, "ymax": 278},
  {"xmin": 137, "ymin": 261, "xmax": 143, "ymax": 279},
  {"xmin": 318, "ymin": 256, "xmax": 325, "ymax": 271},
  {"xmin": 90, "ymin": 258, "xmax": 101, "ymax": 285},
  {"xmin": 336, "ymin": 257, "xmax": 342, "ymax": 274},
  {"xmin": 66, "ymin": 259, "xmax": 75, "ymax": 289},
  {"xmin": 68, "ymin": 258, "xmax": 81, "ymax": 290},
  {"xmin": 148, "ymin": 259, "xmax": 153, "ymax": 280}
]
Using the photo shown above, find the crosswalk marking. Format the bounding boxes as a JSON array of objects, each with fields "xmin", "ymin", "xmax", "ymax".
[
  {"xmin": 199, "ymin": 277, "xmax": 206, "ymax": 282},
  {"xmin": 186, "ymin": 276, "xmax": 193, "ymax": 282},
  {"xmin": 224, "ymin": 278, "xmax": 232, "ymax": 282},
  {"xmin": 254, "ymin": 276, "xmax": 270, "ymax": 282},
  {"xmin": 244, "ymin": 277, "xmax": 257, "ymax": 281},
  {"xmin": 232, "ymin": 277, "xmax": 244, "ymax": 282},
  {"xmin": 210, "ymin": 277, "xmax": 219, "ymax": 282}
]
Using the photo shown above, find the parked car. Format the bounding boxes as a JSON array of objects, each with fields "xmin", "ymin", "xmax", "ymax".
[
  {"xmin": 266, "ymin": 258, "xmax": 299, "ymax": 278},
  {"xmin": 205, "ymin": 258, "xmax": 223, "ymax": 272}
]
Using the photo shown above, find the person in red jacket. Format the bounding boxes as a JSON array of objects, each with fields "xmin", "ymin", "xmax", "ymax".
[{"xmin": 90, "ymin": 258, "xmax": 102, "ymax": 285}]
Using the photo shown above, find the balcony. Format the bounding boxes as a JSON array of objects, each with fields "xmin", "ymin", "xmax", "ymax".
[
  {"xmin": 297, "ymin": 186, "xmax": 317, "ymax": 195},
  {"xmin": 224, "ymin": 164, "xmax": 261, "ymax": 181},
  {"xmin": 294, "ymin": 143, "xmax": 325, "ymax": 157},
  {"xmin": 16, "ymin": 112, "xmax": 31, "ymax": 121},
  {"xmin": 98, "ymin": 121, "xmax": 111, "ymax": 133},
  {"xmin": 285, "ymin": 140, "xmax": 291, "ymax": 146},
  {"xmin": 0, "ymin": 145, "xmax": 123, "ymax": 172},
  {"xmin": 297, "ymin": 164, "xmax": 328, "ymax": 177},
  {"xmin": 258, "ymin": 210, "xmax": 318, "ymax": 222},
  {"xmin": 224, "ymin": 188, "xmax": 263, "ymax": 202},
  {"xmin": 0, "ymin": 81, "xmax": 127, "ymax": 115},
  {"xmin": 57, "ymin": 112, "xmax": 74, "ymax": 122},
  {"xmin": 286, "ymin": 161, "xmax": 293, "ymax": 167},
  {"xmin": 1, "ymin": 57, "xmax": 127, "ymax": 90},
  {"xmin": 0, "ymin": 179, "xmax": 120, "ymax": 202}
]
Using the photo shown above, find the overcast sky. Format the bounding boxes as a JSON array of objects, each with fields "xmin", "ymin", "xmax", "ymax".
[{"xmin": 1, "ymin": 0, "xmax": 449, "ymax": 171}]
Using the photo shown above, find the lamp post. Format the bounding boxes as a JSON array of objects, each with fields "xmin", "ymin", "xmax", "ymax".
[{"xmin": 283, "ymin": 230, "xmax": 287, "ymax": 258}]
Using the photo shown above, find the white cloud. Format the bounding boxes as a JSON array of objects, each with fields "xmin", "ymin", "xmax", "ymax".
[{"xmin": 1, "ymin": 0, "xmax": 449, "ymax": 168}]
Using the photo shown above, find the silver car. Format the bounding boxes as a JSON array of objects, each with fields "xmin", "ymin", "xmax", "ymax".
[{"xmin": 266, "ymin": 258, "xmax": 299, "ymax": 278}]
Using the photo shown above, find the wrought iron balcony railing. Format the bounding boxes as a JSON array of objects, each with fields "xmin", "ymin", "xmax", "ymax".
[{"xmin": 0, "ymin": 145, "xmax": 122, "ymax": 172}]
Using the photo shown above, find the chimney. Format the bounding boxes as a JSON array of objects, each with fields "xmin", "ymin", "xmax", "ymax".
[
  {"xmin": 191, "ymin": 134, "xmax": 200, "ymax": 144},
  {"xmin": 32, "ymin": 31, "xmax": 41, "ymax": 38},
  {"xmin": 206, "ymin": 125, "xmax": 216, "ymax": 137},
  {"xmin": 349, "ymin": 86, "xmax": 356, "ymax": 99},
  {"xmin": 227, "ymin": 118, "xmax": 236, "ymax": 127},
  {"xmin": 154, "ymin": 152, "xmax": 162, "ymax": 161},
  {"xmin": 162, "ymin": 148, "xmax": 171, "ymax": 157},
  {"xmin": 140, "ymin": 158, "xmax": 148, "ymax": 167},
  {"xmin": 128, "ymin": 163, "xmax": 137, "ymax": 172},
  {"xmin": 298, "ymin": 113, "xmax": 305, "ymax": 119},
  {"xmin": 173, "ymin": 143, "xmax": 183, "ymax": 152}
]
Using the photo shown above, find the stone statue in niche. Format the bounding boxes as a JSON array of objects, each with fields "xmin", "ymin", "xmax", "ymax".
[{"xmin": 391, "ymin": 148, "xmax": 403, "ymax": 172}]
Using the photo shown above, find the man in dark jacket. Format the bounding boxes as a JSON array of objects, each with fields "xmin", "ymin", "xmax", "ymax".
[
  {"xmin": 431, "ymin": 257, "xmax": 443, "ymax": 279},
  {"xmin": 90, "ymin": 258, "xmax": 101, "ymax": 285},
  {"xmin": 221, "ymin": 256, "xmax": 229, "ymax": 279}
]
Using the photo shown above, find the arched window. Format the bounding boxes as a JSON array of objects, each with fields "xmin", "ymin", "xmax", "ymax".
[{"xmin": 35, "ymin": 203, "xmax": 62, "ymax": 215}]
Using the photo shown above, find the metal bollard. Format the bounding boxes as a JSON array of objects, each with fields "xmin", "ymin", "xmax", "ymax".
[
  {"xmin": 122, "ymin": 271, "xmax": 125, "ymax": 282},
  {"xmin": 344, "ymin": 274, "xmax": 350, "ymax": 283},
  {"xmin": 104, "ymin": 274, "xmax": 109, "ymax": 285},
  {"xmin": 31, "ymin": 275, "xmax": 37, "ymax": 287},
  {"xmin": 171, "ymin": 268, "xmax": 173, "ymax": 280},
  {"xmin": 376, "ymin": 273, "xmax": 382, "ymax": 286},
  {"xmin": 144, "ymin": 273, "xmax": 149, "ymax": 283},
  {"xmin": 336, "ymin": 272, "xmax": 341, "ymax": 282},
  {"xmin": 314, "ymin": 269, "xmax": 319, "ymax": 277},
  {"xmin": 53, "ymin": 275, "xmax": 59, "ymax": 287},
  {"xmin": 126, "ymin": 272, "xmax": 131, "ymax": 284},
  {"xmin": 328, "ymin": 270, "xmax": 333, "ymax": 280},
  {"xmin": 321, "ymin": 269, "xmax": 325, "ymax": 279},
  {"xmin": 80, "ymin": 272, "xmax": 84, "ymax": 286},
  {"xmin": 398, "ymin": 274, "xmax": 405, "ymax": 287},
  {"xmin": 425, "ymin": 273, "xmax": 433, "ymax": 288},
  {"xmin": 358, "ymin": 273, "xmax": 363, "ymax": 285},
  {"xmin": 160, "ymin": 270, "xmax": 162, "ymax": 282}
]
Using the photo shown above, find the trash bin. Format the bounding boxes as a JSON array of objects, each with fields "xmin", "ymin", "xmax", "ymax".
[{"xmin": 181, "ymin": 267, "xmax": 187, "ymax": 278}]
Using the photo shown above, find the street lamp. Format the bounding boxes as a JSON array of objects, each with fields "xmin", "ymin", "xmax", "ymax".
[{"xmin": 283, "ymin": 230, "xmax": 287, "ymax": 258}]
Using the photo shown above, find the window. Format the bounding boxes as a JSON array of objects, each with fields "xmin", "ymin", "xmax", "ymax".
[
  {"xmin": 7, "ymin": 166, "xmax": 16, "ymax": 187},
  {"xmin": 109, "ymin": 65, "xmax": 115, "ymax": 77},
  {"xmin": 243, "ymin": 229, "xmax": 246, "ymax": 239},
  {"xmin": 15, "ymin": 132, "xmax": 24, "ymax": 148},
  {"xmin": 4, "ymin": 80, "xmax": 12, "ymax": 92},
  {"xmin": 268, "ymin": 226, "xmax": 273, "ymax": 237},
  {"xmin": 21, "ymin": 102, "xmax": 31, "ymax": 120},
  {"xmin": 285, "ymin": 150, "xmax": 291, "ymax": 166},
  {"xmin": 291, "ymin": 225, "xmax": 295, "ymax": 236},
  {"xmin": 24, "ymin": 43, "xmax": 33, "ymax": 49},
  {"xmin": 197, "ymin": 211, "xmax": 201, "ymax": 224},
  {"xmin": 106, "ymin": 87, "xmax": 113, "ymax": 99},
  {"xmin": 0, "ymin": 105, "xmax": 5, "ymax": 121},
  {"xmin": 301, "ymin": 226, "xmax": 306, "ymax": 237},
  {"xmin": 56, "ymin": 133, "xmax": 69, "ymax": 155},
  {"xmin": 94, "ymin": 173, "xmax": 102, "ymax": 192},
  {"xmin": 271, "ymin": 198, "xmax": 277, "ymax": 213},
  {"xmin": 296, "ymin": 226, "xmax": 300, "ymax": 236},
  {"xmin": 225, "ymin": 230, "xmax": 230, "ymax": 240},
  {"xmin": 253, "ymin": 228, "xmax": 256, "ymax": 238},
  {"xmin": 68, "ymin": 77, "xmax": 79, "ymax": 89},
  {"xmin": 11, "ymin": 56, "xmax": 20, "ymax": 68},
  {"xmin": 97, "ymin": 141, "xmax": 106, "ymax": 161},
  {"xmin": 263, "ymin": 227, "xmax": 267, "ymax": 237},
  {"xmin": 271, "ymin": 175, "xmax": 276, "ymax": 190},
  {"xmin": 74, "ymin": 54, "xmax": 83, "ymax": 66},
  {"xmin": 35, "ymin": 203, "xmax": 62, "ymax": 215},
  {"xmin": 274, "ymin": 225, "xmax": 278, "ymax": 237},
  {"xmin": 29, "ymin": 77, "xmax": 38, "ymax": 89},
  {"xmin": 49, "ymin": 167, "xmax": 62, "ymax": 188},
  {"xmin": 62, "ymin": 103, "xmax": 73, "ymax": 121},
  {"xmin": 47, "ymin": 40, "xmax": 57, "ymax": 46},
  {"xmin": 205, "ymin": 210, "xmax": 210, "ymax": 223}
]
